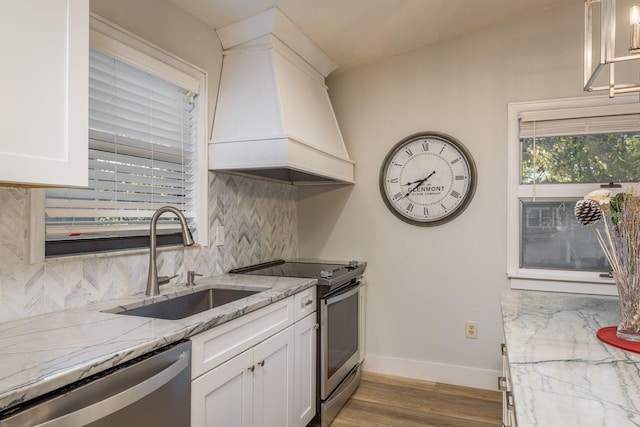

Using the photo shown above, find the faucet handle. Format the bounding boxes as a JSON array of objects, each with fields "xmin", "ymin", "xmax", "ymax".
[
  {"xmin": 157, "ymin": 274, "xmax": 178, "ymax": 286},
  {"xmin": 186, "ymin": 271, "xmax": 203, "ymax": 287}
]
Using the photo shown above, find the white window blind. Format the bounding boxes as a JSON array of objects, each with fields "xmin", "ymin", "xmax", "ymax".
[
  {"xmin": 519, "ymin": 113, "xmax": 640, "ymax": 138},
  {"xmin": 45, "ymin": 49, "xmax": 198, "ymax": 241}
]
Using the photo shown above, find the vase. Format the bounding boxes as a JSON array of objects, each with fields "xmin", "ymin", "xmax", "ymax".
[{"xmin": 614, "ymin": 272, "xmax": 640, "ymax": 341}]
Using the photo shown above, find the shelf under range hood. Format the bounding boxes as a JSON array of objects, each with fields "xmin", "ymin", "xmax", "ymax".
[{"xmin": 209, "ymin": 8, "xmax": 355, "ymax": 185}]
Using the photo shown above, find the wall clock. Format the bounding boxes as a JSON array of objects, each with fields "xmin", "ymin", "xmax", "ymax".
[{"xmin": 379, "ymin": 132, "xmax": 477, "ymax": 226}]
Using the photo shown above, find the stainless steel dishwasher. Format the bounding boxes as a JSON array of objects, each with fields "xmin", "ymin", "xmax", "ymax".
[{"xmin": 0, "ymin": 340, "xmax": 191, "ymax": 427}]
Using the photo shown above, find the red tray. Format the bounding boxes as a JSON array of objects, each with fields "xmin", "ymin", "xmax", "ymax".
[{"xmin": 597, "ymin": 326, "xmax": 640, "ymax": 353}]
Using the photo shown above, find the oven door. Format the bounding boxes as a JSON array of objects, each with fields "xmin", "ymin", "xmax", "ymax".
[{"xmin": 320, "ymin": 279, "xmax": 361, "ymax": 400}]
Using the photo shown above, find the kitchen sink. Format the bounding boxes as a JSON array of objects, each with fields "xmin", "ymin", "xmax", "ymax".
[{"xmin": 108, "ymin": 288, "xmax": 260, "ymax": 320}]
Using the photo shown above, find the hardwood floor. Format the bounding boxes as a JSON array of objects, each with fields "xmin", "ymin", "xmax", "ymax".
[{"xmin": 330, "ymin": 372, "xmax": 502, "ymax": 427}]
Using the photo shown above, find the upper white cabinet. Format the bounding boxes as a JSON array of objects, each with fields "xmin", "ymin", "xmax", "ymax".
[{"xmin": 0, "ymin": 0, "xmax": 88, "ymax": 187}]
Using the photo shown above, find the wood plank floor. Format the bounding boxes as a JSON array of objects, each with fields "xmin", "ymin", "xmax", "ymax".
[{"xmin": 331, "ymin": 372, "xmax": 502, "ymax": 427}]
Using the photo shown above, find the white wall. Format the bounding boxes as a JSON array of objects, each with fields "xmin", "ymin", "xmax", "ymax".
[{"xmin": 298, "ymin": 1, "xmax": 586, "ymax": 389}]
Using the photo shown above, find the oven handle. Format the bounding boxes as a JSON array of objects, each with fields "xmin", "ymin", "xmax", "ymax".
[{"xmin": 324, "ymin": 281, "xmax": 360, "ymax": 305}]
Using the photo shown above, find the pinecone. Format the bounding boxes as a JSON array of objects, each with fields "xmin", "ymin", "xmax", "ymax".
[{"xmin": 575, "ymin": 199, "xmax": 602, "ymax": 226}]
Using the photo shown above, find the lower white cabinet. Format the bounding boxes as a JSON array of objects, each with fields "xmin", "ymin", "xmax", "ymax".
[
  {"xmin": 191, "ymin": 346, "xmax": 254, "ymax": 426},
  {"xmin": 254, "ymin": 326, "xmax": 295, "ymax": 427},
  {"xmin": 191, "ymin": 288, "xmax": 317, "ymax": 427},
  {"xmin": 499, "ymin": 343, "xmax": 517, "ymax": 427},
  {"xmin": 192, "ymin": 326, "xmax": 295, "ymax": 426},
  {"xmin": 293, "ymin": 313, "xmax": 317, "ymax": 427}
]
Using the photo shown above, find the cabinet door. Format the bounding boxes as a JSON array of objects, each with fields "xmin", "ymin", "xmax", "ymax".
[
  {"xmin": 294, "ymin": 312, "xmax": 317, "ymax": 427},
  {"xmin": 0, "ymin": 0, "xmax": 88, "ymax": 186},
  {"xmin": 253, "ymin": 326, "xmax": 295, "ymax": 427},
  {"xmin": 500, "ymin": 343, "xmax": 518, "ymax": 427},
  {"xmin": 191, "ymin": 349, "xmax": 254, "ymax": 427}
]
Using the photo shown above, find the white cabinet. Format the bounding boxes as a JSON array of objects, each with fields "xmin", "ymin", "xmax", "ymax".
[
  {"xmin": 294, "ymin": 313, "xmax": 317, "ymax": 427},
  {"xmin": 499, "ymin": 343, "xmax": 517, "ymax": 427},
  {"xmin": 254, "ymin": 327, "xmax": 295, "ymax": 427},
  {"xmin": 191, "ymin": 347, "xmax": 253, "ymax": 426},
  {"xmin": 191, "ymin": 287, "xmax": 317, "ymax": 427},
  {"xmin": 0, "ymin": 0, "xmax": 88, "ymax": 187},
  {"xmin": 192, "ymin": 327, "xmax": 295, "ymax": 427}
]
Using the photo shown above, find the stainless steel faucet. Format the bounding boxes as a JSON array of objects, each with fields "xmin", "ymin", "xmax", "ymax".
[{"xmin": 146, "ymin": 206, "xmax": 195, "ymax": 296}]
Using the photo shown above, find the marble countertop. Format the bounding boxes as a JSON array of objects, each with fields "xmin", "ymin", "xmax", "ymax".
[
  {"xmin": 501, "ymin": 290, "xmax": 640, "ymax": 426},
  {"xmin": 0, "ymin": 273, "xmax": 316, "ymax": 413}
]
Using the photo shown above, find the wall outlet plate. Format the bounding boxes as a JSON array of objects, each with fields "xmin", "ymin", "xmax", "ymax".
[
  {"xmin": 215, "ymin": 225, "xmax": 225, "ymax": 246},
  {"xmin": 465, "ymin": 321, "xmax": 478, "ymax": 339}
]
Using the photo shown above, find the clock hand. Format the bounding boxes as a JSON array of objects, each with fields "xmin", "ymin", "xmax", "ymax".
[
  {"xmin": 403, "ymin": 171, "xmax": 436, "ymax": 186},
  {"xmin": 402, "ymin": 171, "xmax": 436, "ymax": 198}
]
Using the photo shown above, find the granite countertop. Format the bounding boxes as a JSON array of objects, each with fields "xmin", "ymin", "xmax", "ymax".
[
  {"xmin": 501, "ymin": 290, "xmax": 640, "ymax": 426},
  {"xmin": 0, "ymin": 273, "xmax": 316, "ymax": 413}
]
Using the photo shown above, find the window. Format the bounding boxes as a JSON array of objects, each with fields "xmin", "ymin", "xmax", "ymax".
[
  {"xmin": 41, "ymin": 16, "xmax": 208, "ymax": 257},
  {"xmin": 507, "ymin": 95, "xmax": 640, "ymax": 295}
]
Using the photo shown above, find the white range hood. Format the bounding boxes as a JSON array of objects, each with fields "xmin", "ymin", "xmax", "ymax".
[{"xmin": 209, "ymin": 8, "xmax": 355, "ymax": 185}]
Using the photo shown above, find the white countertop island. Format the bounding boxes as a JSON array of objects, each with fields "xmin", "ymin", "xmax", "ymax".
[{"xmin": 501, "ymin": 290, "xmax": 640, "ymax": 426}]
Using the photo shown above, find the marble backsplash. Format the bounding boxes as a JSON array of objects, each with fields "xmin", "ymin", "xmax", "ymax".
[{"xmin": 0, "ymin": 173, "xmax": 298, "ymax": 322}]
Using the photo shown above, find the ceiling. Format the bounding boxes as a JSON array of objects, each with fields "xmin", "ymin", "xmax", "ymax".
[{"xmin": 170, "ymin": 0, "xmax": 571, "ymax": 73}]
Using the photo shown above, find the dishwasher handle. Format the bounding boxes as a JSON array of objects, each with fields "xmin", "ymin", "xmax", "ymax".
[{"xmin": 33, "ymin": 351, "xmax": 189, "ymax": 427}]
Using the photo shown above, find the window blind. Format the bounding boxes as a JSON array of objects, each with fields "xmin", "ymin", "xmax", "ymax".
[
  {"xmin": 45, "ymin": 49, "xmax": 198, "ymax": 241},
  {"xmin": 519, "ymin": 113, "xmax": 640, "ymax": 138}
]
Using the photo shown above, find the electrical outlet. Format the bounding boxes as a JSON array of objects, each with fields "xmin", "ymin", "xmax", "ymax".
[
  {"xmin": 215, "ymin": 225, "xmax": 225, "ymax": 246},
  {"xmin": 465, "ymin": 321, "xmax": 478, "ymax": 339}
]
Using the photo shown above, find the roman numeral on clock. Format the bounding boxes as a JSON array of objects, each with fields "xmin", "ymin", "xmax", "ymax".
[
  {"xmin": 388, "ymin": 178, "xmax": 399, "ymax": 184},
  {"xmin": 405, "ymin": 148, "xmax": 413, "ymax": 156},
  {"xmin": 450, "ymin": 190, "xmax": 460, "ymax": 198},
  {"xmin": 455, "ymin": 175, "xmax": 465, "ymax": 180},
  {"xmin": 451, "ymin": 158, "xmax": 460, "ymax": 164},
  {"xmin": 393, "ymin": 192, "xmax": 403, "ymax": 201},
  {"xmin": 406, "ymin": 203, "xmax": 414, "ymax": 212},
  {"xmin": 422, "ymin": 142, "xmax": 429, "ymax": 151}
]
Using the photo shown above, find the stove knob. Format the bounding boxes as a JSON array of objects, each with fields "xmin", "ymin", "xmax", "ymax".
[
  {"xmin": 348, "ymin": 261, "xmax": 359, "ymax": 269},
  {"xmin": 320, "ymin": 270, "xmax": 333, "ymax": 278}
]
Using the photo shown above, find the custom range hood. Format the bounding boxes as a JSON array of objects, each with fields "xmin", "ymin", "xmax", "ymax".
[{"xmin": 209, "ymin": 8, "xmax": 355, "ymax": 185}]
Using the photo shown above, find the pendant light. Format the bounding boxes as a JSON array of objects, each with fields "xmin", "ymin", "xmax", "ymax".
[{"xmin": 584, "ymin": 0, "xmax": 640, "ymax": 97}]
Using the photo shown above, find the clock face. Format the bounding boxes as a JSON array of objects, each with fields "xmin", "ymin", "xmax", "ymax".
[{"xmin": 379, "ymin": 132, "xmax": 477, "ymax": 226}]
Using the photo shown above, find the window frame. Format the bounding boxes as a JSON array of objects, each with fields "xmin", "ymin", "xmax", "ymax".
[
  {"xmin": 507, "ymin": 94, "xmax": 640, "ymax": 296},
  {"xmin": 30, "ymin": 14, "xmax": 209, "ymax": 262}
]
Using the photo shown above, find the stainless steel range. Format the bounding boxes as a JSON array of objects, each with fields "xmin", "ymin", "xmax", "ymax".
[{"xmin": 230, "ymin": 259, "xmax": 366, "ymax": 427}]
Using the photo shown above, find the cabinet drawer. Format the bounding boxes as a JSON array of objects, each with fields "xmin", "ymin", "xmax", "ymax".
[
  {"xmin": 191, "ymin": 297, "xmax": 294, "ymax": 379},
  {"xmin": 294, "ymin": 286, "xmax": 316, "ymax": 321}
]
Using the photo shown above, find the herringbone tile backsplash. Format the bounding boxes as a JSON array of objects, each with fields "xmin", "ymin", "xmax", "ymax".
[{"xmin": 0, "ymin": 173, "xmax": 297, "ymax": 322}]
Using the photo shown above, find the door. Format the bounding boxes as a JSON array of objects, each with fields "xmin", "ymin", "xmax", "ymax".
[
  {"xmin": 191, "ymin": 349, "xmax": 254, "ymax": 427},
  {"xmin": 253, "ymin": 326, "xmax": 295, "ymax": 427},
  {"xmin": 294, "ymin": 312, "xmax": 317, "ymax": 427},
  {"xmin": 0, "ymin": 0, "xmax": 88, "ymax": 186}
]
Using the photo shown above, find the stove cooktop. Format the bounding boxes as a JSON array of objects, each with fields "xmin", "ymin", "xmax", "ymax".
[{"xmin": 229, "ymin": 259, "xmax": 366, "ymax": 291}]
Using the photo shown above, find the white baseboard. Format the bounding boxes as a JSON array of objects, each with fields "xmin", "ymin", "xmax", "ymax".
[{"xmin": 362, "ymin": 353, "xmax": 501, "ymax": 391}]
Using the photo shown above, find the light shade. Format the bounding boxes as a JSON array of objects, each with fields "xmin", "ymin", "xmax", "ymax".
[{"xmin": 584, "ymin": 0, "xmax": 640, "ymax": 97}]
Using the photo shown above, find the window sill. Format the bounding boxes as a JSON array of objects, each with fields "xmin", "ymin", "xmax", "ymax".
[
  {"xmin": 44, "ymin": 243, "xmax": 201, "ymax": 264},
  {"xmin": 509, "ymin": 275, "xmax": 617, "ymax": 296}
]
